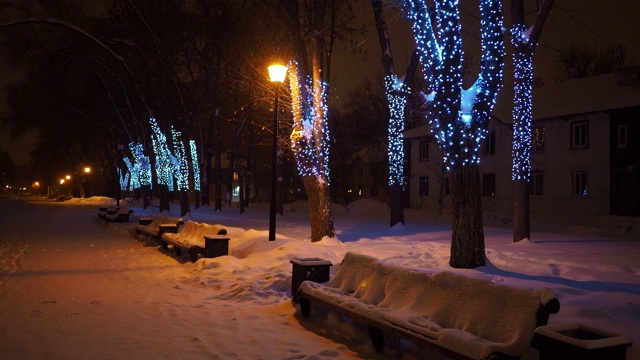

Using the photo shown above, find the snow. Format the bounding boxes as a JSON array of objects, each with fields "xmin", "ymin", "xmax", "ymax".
[
  {"xmin": 1, "ymin": 196, "xmax": 639, "ymax": 360},
  {"xmin": 300, "ymin": 252, "xmax": 558, "ymax": 358}
]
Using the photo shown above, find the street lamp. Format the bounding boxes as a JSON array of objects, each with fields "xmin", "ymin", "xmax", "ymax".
[
  {"xmin": 268, "ymin": 64, "xmax": 287, "ymax": 241},
  {"xmin": 83, "ymin": 166, "xmax": 91, "ymax": 198},
  {"xmin": 65, "ymin": 175, "xmax": 71, "ymax": 196}
]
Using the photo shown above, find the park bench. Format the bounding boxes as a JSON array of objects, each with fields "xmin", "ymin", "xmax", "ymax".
[
  {"xmin": 102, "ymin": 207, "xmax": 133, "ymax": 223},
  {"xmin": 98, "ymin": 207, "xmax": 116, "ymax": 219},
  {"xmin": 135, "ymin": 215, "xmax": 185, "ymax": 242},
  {"xmin": 160, "ymin": 220, "xmax": 229, "ymax": 263},
  {"xmin": 293, "ymin": 251, "xmax": 560, "ymax": 360}
]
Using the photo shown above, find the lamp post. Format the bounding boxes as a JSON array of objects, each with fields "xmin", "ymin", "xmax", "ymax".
[
  {"xmin": 268, "ymin": 64, "xmax": 287, "ymax": 241},
  {"xmin": 84, "ymin": 166, "xmax": 91, "ymax": 198},
  {"xmin": 65, "ymin": 175, "xmax": 71, "ymax": 196}
]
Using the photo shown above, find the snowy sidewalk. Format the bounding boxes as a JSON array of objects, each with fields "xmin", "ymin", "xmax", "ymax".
[
  {"xmin": 0, "ymin": 199, "xmax": 369, "ymax": 360},
  {"xmin": 1, "ymin": 197, "xmax": 639, "ymax": 360}
]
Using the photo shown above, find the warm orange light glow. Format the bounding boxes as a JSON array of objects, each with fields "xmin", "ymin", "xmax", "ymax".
[
  {"xmin": 268, "ymin": 64, "xmax": 287, "ymax": 83},
  {"xmin": 84, "ymin": 167, "xmax": 91, "ymax": 173},
  {"xmin": 60, "ymin": 179, "xmax": 65, "ymax": 185},
  {"xmin": 65, "ymin": 175, "xmax": 71, "ymax": 180}
]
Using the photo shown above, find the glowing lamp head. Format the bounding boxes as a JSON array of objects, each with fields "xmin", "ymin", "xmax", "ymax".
[
  {"xmin": 84, "ymin": 167, "xmax": 91, "ymax": 174},
  {"xmin": 60, "ymin": 179, "xmax": 65, "ymax": 185},
  {"xmin": 268, "ymin": 64, "xmax": 287, "ymax": 83},
  {"xmin": 65, "ymin": 175, "xmax": 71, "ymax": 180}
]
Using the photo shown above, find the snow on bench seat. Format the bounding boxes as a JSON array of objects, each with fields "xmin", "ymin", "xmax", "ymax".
[
  {"xmin": 103, "ymin": 208, "xmax": 133, "ymax": 223},
  {"xmin": 160, "ymin": 220, "xmax": 228, "ymax": 262},
  {"xmin": 296, "ymin": 251, "xmax": 560, "ymax": 360},
  {"xmin": 135, "ymin": 215, "xmax": 184, "ymax": 240}
]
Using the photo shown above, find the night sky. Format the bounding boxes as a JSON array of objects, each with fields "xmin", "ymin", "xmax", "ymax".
[{"xmin": 1, "ymin": 0, "xmax": 639, "ymax": 166}]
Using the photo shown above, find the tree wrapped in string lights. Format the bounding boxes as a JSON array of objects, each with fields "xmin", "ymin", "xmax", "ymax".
[
  {"xmin": 511, "ymin": 0, "xmax": 555, "ymax": 242},
  {"xmin": 128, "ymin": 142, "xmax": 152, "ymax": 209},
  {"xmin": 371, "ymin": 0, "xmax": 420, "ymax": 227},
  {"xmin": 150, "ymin": 117, "xmax": 175, "ymax": 212},
  {"xmin": 171, "ymin": 126, "xmax": 191, "ymax": 216},
  {"xmin": 405, "ymin": 0, "xmax": 504, "ymax": 268},
  {"xmin": 288, "ymin": 61, "xmax": 334, "ymax": 242},
  {"xmin": 189, "ymin": 140, "xmax": 200, "ymax": 192}
]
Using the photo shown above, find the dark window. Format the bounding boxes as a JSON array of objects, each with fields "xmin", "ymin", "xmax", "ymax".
[
  {"xmin": 572, "ymin": 171, "xmax": 588, "ymax": 196},
  {"xmin": 482, "ymin": 174, "xmax": 496, "ymax": 197},
  {"xmin": 419, "ymin": 177, "xmax": 429, "ymax": 196},
  {"xmin": 484, "ymin": 132, "xmax": 495, "ymax": 156},
  {"xmin": 370, "ymin": 186, "xmax": 379, "ymax": 197},
  {"xmin": 571, "ymin": 121, "xmax": 588, "ymax": 149},
  {"xmin": 617, "ymin": 125, "xmax": 628, "ymax": 148},
  {"xmin": 532, "ymin": 126, "xmax": 545, "ymax": 152},
  {"xmin": 419, "ymin": 140, "xmax": 430, "ymax": 161},
  {"xmin": 613, "ymin": 172, "xmax": 630, "ymax": 197},
  {"xmin": 529, "ymin": 172, "xmax": 544, "ymax": 196}
]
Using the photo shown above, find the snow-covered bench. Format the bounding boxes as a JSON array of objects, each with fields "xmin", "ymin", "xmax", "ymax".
[
  {"xmin": 294, "ymin": 251, "xmax": 561, "ymax": 360},
  {"xmin": 160, "ymin": 220, "xmax": 229, "ymax": 263},
  {"xmin": 102, "ymin": 208, "xmax": 133, "ymax": 223},
  {"xmin": 98, "ymin": 207, "xmax": 117, "ymax": 219},
  {"xmin": 135, "ymin": 215, "xmax": 185, "ymax": 241}
]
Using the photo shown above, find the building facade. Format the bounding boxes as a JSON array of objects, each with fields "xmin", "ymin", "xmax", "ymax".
[{"xmin": 406, "ymin": 69, "xmax": 640, "ymax": 217}]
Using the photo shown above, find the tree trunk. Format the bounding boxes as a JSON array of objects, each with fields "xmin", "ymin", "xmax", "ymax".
[
  {"xmin": 159, "ymin": 184, "xmax": 170, "ymax": 213},
  {"xmin": 239, "ymin": 164, "xmax": 245, "ymax": 215},
  {"xmin": 179, "ymin": 190, "xmax": 190, "ymax": 217},
  {"xmin": 513, "ymin": 178, "xmax": 530, "ymax": 241},
  {"xmin": 244, "ymin": 155, "xmax": 251, "ymax": 209},
  {"xmin": 449, "ymin": 164, "xmax": 485, "ymax": 268},
  {"xmin": 214, "ymin": 109, "xmax": 222, "ymax": 211},
  {"xmin": 142, "ymin": 184, "xmax": 151, "ymax": 209},
  {"xmin": 389, "ymin": 183, "xmax": 404, "ymax": 227},
  {"xmin": 226, "ymin": 128, "xmax": 235, "ymax": 207},
  {"xmin": 304, "ymin": 176, "xmax": 334, "ymax": 242}
]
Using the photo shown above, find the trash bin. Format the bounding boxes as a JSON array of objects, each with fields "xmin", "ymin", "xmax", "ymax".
[
  {"xmin": 289, "ymin": 257, "xmax": 332, "ymax": 304},
  {"xmin": 534, "ymin": 323, "xmax": 633, "ymax": 360}
]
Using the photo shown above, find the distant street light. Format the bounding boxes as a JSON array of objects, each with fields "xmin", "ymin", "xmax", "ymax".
[
  {"xmin": 268, "ymin": 64, "xmax": 287, "ymax": 241},
  {"xmin": 83, "ymin": 166, "xmax": 91, "ymax": 198}
]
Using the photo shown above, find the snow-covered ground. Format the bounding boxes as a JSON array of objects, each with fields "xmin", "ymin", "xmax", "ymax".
[{"xmin": 0, "ymin": 195, "xmax": 638, "ymax": 360}]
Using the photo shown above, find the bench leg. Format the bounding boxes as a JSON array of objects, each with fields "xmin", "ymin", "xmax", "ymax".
[
  {"xmin": 368, "ymin": 326, "xmax": 384, "ymax": 352},
  {"xmin": 299, "ymin": 298, "xmax": 311, "ymax": 317},
  {"xmin": 189, "ymin": 248, "xmax": 199, "ymax": 263},
  {"xmin": 174, "ymin": 247, "xmax": 182, "ymax": 257}
]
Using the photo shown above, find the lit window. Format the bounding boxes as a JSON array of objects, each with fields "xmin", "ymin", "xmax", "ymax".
[
  {"xmin": 532, "ymin": 126, "xmax": 545, "ymax": 152},
  {"xmin": 572, "ymin": 171, "xmax": 588, "ymax": 196},
  {"xmin": 571, "ymin": 121, "xmax": 588, "ymax": 149}
]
